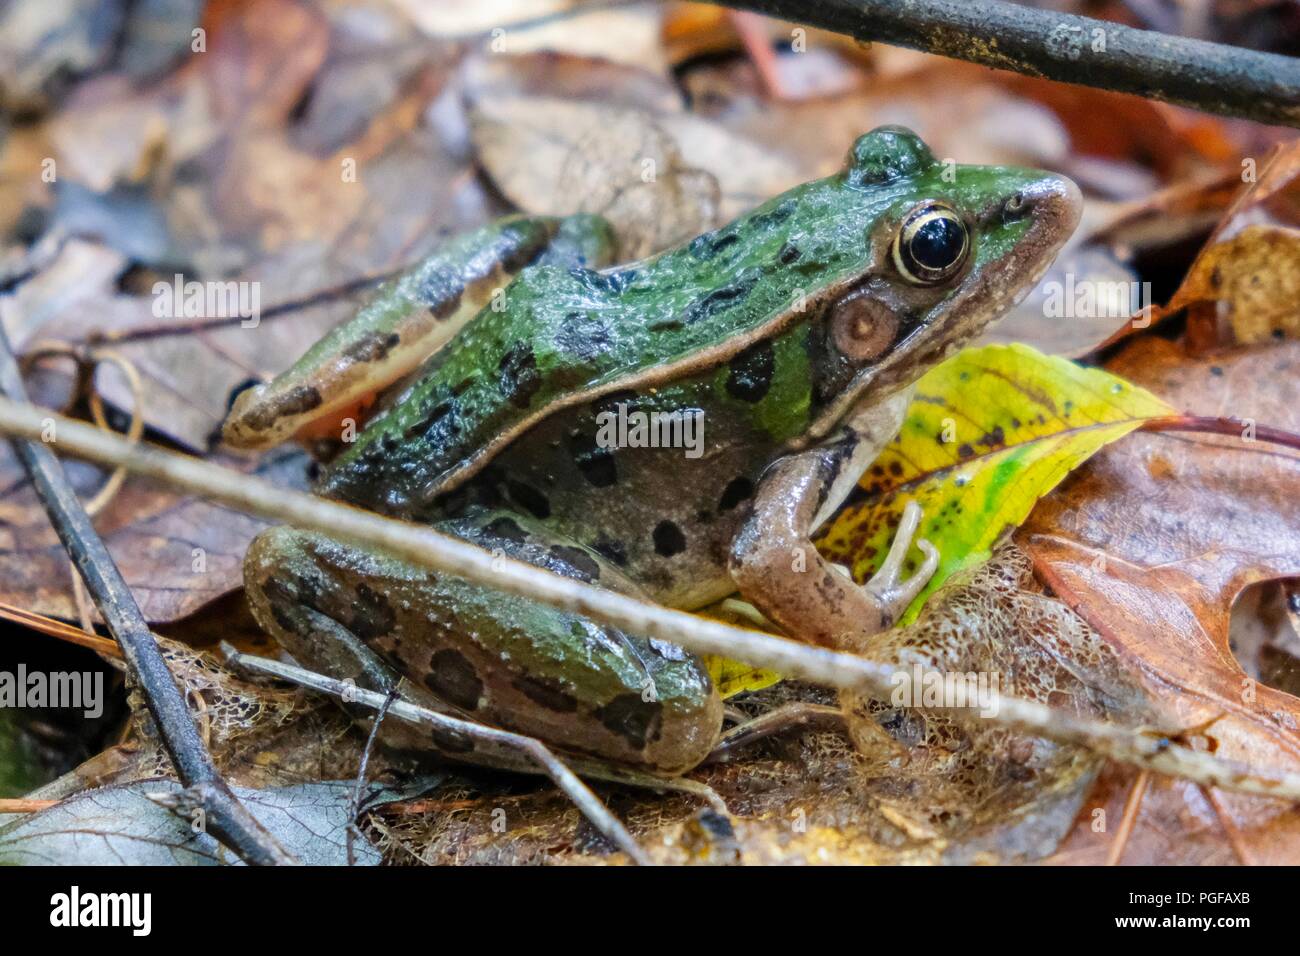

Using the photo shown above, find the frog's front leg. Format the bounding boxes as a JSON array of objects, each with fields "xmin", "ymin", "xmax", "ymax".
[{"xmin": 729, "ymin": 446, "xmax": 938, "ymax": 653}]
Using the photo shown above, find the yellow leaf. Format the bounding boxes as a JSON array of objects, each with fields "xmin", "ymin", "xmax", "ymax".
[
  {"xmin": 704, "ymin": 654, "xmax": 783, "ymax": 698},
  {"xmin": 816, "ymin": 343, "xmax": 1173, "ymax": 624},
  {"xmin": 701, "ymin": 599, "xmax": 783, "ymax": 697}
]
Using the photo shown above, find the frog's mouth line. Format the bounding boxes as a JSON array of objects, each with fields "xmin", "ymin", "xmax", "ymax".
[{"xmin": 800, "ymin": 173, "xmax": 1083, "ymax": 445}]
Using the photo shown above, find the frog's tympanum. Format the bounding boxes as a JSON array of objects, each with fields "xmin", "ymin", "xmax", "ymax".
[{"xmin": 223, "ymin": 128, "xmax": 1081, "ymax": 776}]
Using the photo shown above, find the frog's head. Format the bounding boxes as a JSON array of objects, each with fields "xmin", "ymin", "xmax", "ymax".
[{"xmin": 801, "ymin": 126, "xmax": 1081, "ymax": 439}]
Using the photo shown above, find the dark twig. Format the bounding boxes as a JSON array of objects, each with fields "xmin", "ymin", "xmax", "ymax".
[
  {"xmin": 96, "ymin": 266, "xmax": 410, "ymax": 345},
  {"xmin": 1141, "ymin": 414, "xmax": 1300, "ymax": 452},
  {"xmin": 720, "ymin": 0, "xmax": 1300, "ymax": 128},
  {"xmin": 347, "ymin": 688, "xmax": 397, "ymax": 867},
  {"xmin": 0, "ymin": 326, "xmax": 296, "ymax": 866}
]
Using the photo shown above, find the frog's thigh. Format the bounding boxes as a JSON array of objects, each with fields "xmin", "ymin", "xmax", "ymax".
[
  {"xmin": 729, "ymin": 442, "xmax": 936, "ymax": 651},
  {"xmin": 244, "ymin": 525, "xmax": 407, "ymax": 694},
  {"xmin": 223, "ymin": 213, "xmax": 617, "ymax": 450},
  {"xmin": 245, "ymin": 516, "xmax": 721, "ymax": 774}
]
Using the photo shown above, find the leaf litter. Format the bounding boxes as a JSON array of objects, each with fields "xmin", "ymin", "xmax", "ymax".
[{"xmin": 0, "ymin": 0, "xmax": 1298, "ymax": 865}]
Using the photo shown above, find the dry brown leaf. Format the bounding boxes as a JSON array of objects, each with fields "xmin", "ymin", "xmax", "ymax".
[
  {"xmin": 460, "ymin": 49, "xmax": 684, "ymax": 116},
  {"xmin": 7, "ymin": 2, "xmax": 490, "ymax": 450},
  {"xmin": 469, "ymin": 95, "xmax": 718, "ymax": 259},
  {"xmin": 468, "ymin": 93, "xmax": 802, "ymax": 259},
  {"xmin": 979, "ymin": 242, "xmax": 1143, "ymax": 357},
  {"xmin": 726, "ymin": 67, "xmax": 1071, "ymax": 180},
  {"xmin": 1166, "ymin": 141, "xmax": 1300, "ymax": 347},
  {"xmin": 1021, "ymin": 337, "xmax": 1300, "ymax": 864},
  {"xmin": 0, "ymin": 445, "xmax": 308, "ymax": 624}
]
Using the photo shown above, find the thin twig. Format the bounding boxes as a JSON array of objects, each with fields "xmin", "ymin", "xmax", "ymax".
[
  {"xmin": 1141, "ymin": 414, "xmax": 1300, "ymax": 452},
  {"xmin": 222, "ymin": 646, "xmax": 653, "ymax": 865},
  {"xmin": 0, "ymin": 798, "xmax": 59, "ymax": 813},
  {"xmin": 3, "ymin": 398, "xmax": 1299, "ymax": 803},
  {"xmin": 1106, "ymin": 768, "xmax": 1150, "ymax": 866},
  {"xmin": 0, "ymin": 599, "xmax": 122, "ymax": 658},
  {"xmin": 94, "ymin": 267, "xmax": 410, "ymax": 345},
  {"xmin": 720, "ymin": 0, "xmax": 1300, "ymax": 128},
  {"xmin": 0, "ymin": 331, "xmax": 296, "ymax": 866},
  {"xmin": 347, "ymin": 688, "xmax": 397, "ymax": 867}
]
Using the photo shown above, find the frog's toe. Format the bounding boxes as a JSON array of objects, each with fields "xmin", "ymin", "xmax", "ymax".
[{"xmin": 864, "ymin": 501, "xmax": 939, "ymax": 625}]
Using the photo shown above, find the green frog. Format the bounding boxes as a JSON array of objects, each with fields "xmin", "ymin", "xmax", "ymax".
[{"xmin": 223, "ymin": 127, "xmax": 1080, "ymax": 777}]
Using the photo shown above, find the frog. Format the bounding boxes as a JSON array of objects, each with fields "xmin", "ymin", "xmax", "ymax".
[{"xmin": 223, "ymin": 127, "xmax": 1081, "ymax": 779}]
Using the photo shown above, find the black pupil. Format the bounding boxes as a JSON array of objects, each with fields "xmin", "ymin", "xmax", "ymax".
[{"xmin": 910, "ymin": 215, "xmax": 964, "ymax": 271}]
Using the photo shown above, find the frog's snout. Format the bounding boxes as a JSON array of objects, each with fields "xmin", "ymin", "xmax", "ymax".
[{"xmin": 1021, "ymin": 173, "xmax": 1083, "ymax": 249}]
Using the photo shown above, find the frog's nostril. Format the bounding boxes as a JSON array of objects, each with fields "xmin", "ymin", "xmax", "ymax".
[{"xmin": 1001, "ymin": 192, "xmax": 1029, "ymax": 225}]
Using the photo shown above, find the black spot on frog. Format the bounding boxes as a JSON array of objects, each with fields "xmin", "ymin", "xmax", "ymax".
[
  {"xmin": 689, "ymin": 230, "xmax": 740, "ymax": 261},
  {"xmin": 245, "ymin": 383, "xmax": 322, "ymax": 431},
  {"xmin": 554, "ymin": 311, "xmax": 611, "ymax": 360},
  {"xmin": 596, "ymin": 693, "xmax": 663, "ymax": 749},
  {"xmin": 483, "ymin": 515, "xmax": 529, "ymax": 544},
  {"xmin": 726, "ymin": 339, "xmax": 775, "ymax": 402},
  {"xmin": 548, "ymin": 544, "xmax": 602, "ymax": 583},
  {"xmin": 425, "ymin": 648, "xmax": 483, "ymax": 711},
  {"xmin": 592, "ymin": 537, "xmax": 627, "ymax": 566},
  {"xmin": 420, "ymin": 265, "xmax": 466, "ymax": 319},
  {"xmin": 498, "ymin": 342, "xmax": 542, "ymax": 408},
  {"xmin": 348, "ymin": 583, "xmax": 396, "ymax": 640},
  {"xmin": 653, "ymin": 520, "xmax": 687, "ymax": 557},
  {"xmin": 343, "ymin": 331, "xmax": 400, "ymax": 364},
  {"xmin": 718, "ymin": 476, "xmax": 755, "ymax": 511},
  {"xmin": 507, "ymin": 480, "xmax": 551, "ymax": 519},
  {"xmin": 512, "ymin": 674, "xmax": 578, "ymax": 713},
  {"xmin": 681, "ymin": 268, "xmax": 762, "ymax": 325},
  {"xmin": 568, "ymin": 431, "xmax": 618, "ymax": 487}
]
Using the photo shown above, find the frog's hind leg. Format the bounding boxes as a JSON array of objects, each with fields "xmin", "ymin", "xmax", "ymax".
[
  {"xmin": 243, "ymin": 512, "xmax": 722, "ymax": 774},
  {"xmin": 702, "ymin": 702, "xmax": 845, "ymax": 764},
  {"xmin": 242, "ymin": 525, "xmax": 431, "ymax": 734},
  {"xmin": 223, "ymin": 213, "xmax": 616, "ymax": 450}
]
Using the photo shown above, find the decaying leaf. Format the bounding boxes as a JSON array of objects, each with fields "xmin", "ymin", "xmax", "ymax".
[
  {"xmin": 1021, "ymin": 337, "xmax": 1300, "ymax": 864},
  {"xmin": 980, "ymin": 243, "xmax": 1144, "ymax": 356},
  {"xmin": 1136, "ymin": 140, "xmax": 1300, "ymax": 348},
  {"xmin": 398, "ymin": 0, "xmax": 669, "ymax": 73},
  {"xmin": 468, "ymin": 94, "xmax": 801, "ymax": 259},
  {"xmin": 6, "ymin": 1, "xmax": 485, "ymax": 451},
  {"xmin": 469, "ymin": 95, "xmax": 720, "ymax": 260},
  {"xmin": 839, "ymin": 544, "xmax": 1148, "ymax": 863},
  {"xmin": 0, "ymin": 443, "xmax": 309, "ymax": 624},
  {"xmin": 0, "ymin": 779, "xmax": 385, "ymax": 865}
]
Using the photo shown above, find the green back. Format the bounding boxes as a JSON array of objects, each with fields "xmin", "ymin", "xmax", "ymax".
[{"xmin": 320, "ymin": 130, "xmax": 946, "ymax": 512}]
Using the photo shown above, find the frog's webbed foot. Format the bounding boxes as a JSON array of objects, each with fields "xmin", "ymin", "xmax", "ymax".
[{"xmin": 859, "ymin": 500, "xmax": 939, "ymax": 628}]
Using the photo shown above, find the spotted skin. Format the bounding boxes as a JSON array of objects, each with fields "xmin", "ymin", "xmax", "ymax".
[
  {"xmin": 320, "ymin": 131, "xmax": 1046, "ymax": 511},
  {"xmin": 224, "ymin": 214, "xmax": 616, "ymax": 449},
  {"xmin": 237, "ymin": 128, "xmax": 1082, "ymax": 776},
  {"xmin": 244, "ymin": 514, "xmax": 722, "ymax": 773}
]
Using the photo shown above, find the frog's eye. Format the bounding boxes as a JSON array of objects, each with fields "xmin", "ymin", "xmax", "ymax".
[{"xmin": 892, "ymin": 202, "xmax": 969, "ymax": 285}]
